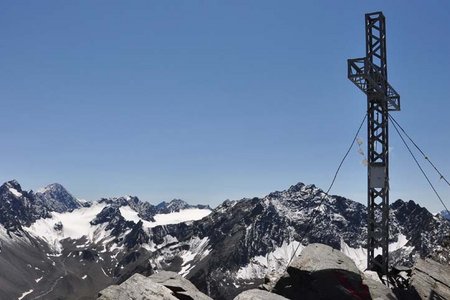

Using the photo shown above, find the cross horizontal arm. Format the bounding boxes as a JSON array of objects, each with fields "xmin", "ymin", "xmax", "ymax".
[{"xmin": 348, "ymin": 57, "xmax": 400, "ymax": 111}]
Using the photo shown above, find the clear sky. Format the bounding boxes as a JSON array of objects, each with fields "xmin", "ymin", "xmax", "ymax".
[{"xmin": 1, "ymin": 1, "xmax": 449, "ymax": 212}]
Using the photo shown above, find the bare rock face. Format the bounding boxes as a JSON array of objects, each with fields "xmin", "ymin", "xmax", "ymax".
[
  {"xmin": 233, "ymin": 289, "xmax": 289, "ymax": 300},
  {"xmin": 97, "ymin": 273, "xmax": 177, "ymax": 300},
  {"xmin": 272, "ymin": 243, "xmax": 397, "ymax": 300},
  {"xmin": 97, "ymin": 271, "xmax": 212, "ymax": 300},
  {"xmin": 363, "ymin": 277, "xmax": 397, "ymax": 300},
  {"xmin": 408, "ymin": 258, "xmax": 450, "ymax": 300},
  {"xmin": 288, "ymin": 243, "xmax": 360, "ymax": 274},
  {"xmin": 149, "ymin": 271, "xmax": 213, "ymax": 300}
]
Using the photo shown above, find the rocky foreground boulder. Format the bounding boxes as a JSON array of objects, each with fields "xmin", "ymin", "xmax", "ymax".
[
  {"xmin": 97, "ymin": 271, "xmax": 212, "ymax": 300},
  {"xmin": 148, "ymin": 271, "xmax": 212, "ymax": 300},
  {"xmin": 97, "ymin": 273, "xmax": 177, "ymax": 300},
  {"xmin": 406, "ymin": 258, "xmax": 450, "ymax": 299},
  {"xmin": 270, "ymin": 243, "xmax": 395, "ymax": 300}
]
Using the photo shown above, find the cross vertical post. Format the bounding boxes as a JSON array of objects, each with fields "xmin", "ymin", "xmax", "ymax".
[{"xmin": 347, "ymin": 11, "xmax": 400, "ymax": 279}]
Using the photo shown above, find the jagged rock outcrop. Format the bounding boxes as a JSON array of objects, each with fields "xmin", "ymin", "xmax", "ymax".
[
  {"xmin": 390, "ymin": 200, "xmax": 450, "ymax": 265},
  {"xmin": 128, "ymin": 196, "xmax": 158, "ymax": 221},
  {"xmin": 0, "ymin": 180, "xmax": 47, "ymax": 233},
  {"xmin": 98, "ymin": 197, "xmax": 129, "ymax": 207},
  {"xmin": 98, "ymin": 273, "xmax": 178, "ymax": 300},
  {"xmin": 272, "ymin": 243, "xmax": 397, "ymax": 300},
  {"xmin": 90, "ymin": 206, "xmax": 134, "ymax": 237},
  {"xmin": 124, "ymin": 220, "xmax": 149, "ymax": 249},
  {"xmin": 408, "ymin": 258, "xmax": 450, "ymax": 299},
  {"xmin": 115, "ymin": 248, "xmax": 154, "ymax": 284},
  {"xmin": 155, "ymin": 199, "xmax": 211, "ymax": 214},
  {"xmin": 149, "ymin": 271, "xmax": 213, "ymax": 300},
  {"xmin": 97, "ymin": 271, "xmax": 212, "ymax": 300}
]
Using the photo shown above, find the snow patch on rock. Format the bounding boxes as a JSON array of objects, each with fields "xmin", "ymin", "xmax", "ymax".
[
  {"xmin": 236, "ymin": 240, "xmax": 304, "ymax": 280},
  {"xmin": 179, "ymin": 237, "xmax": 210, "ymax": 277},
  {"xmin": 18, "ymin": 289, "xmax": 33, "ymax": 300},
  {"xmin": 120, "ymin": 206, "xmax": 211, "ymax": 229},
  {"xmin": 9, "ymin": 187, "xmax": 22, "ymax": 198},
  {"xmin": 340, "ymin": 233, "xmax": 414, "ymax": 271}
]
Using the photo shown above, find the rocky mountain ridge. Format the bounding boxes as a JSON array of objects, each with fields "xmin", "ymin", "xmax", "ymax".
[{"xmin": 0, "ymin": 180, "xmax": 449, "ymax": 299}]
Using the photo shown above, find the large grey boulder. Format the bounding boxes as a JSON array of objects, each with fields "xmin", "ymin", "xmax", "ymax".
[
  {"xmin": 233, "ymin": 289, "xmax": 289, "ymax": 299},
  {"xmin": 97, "ymin": 273, "xmax": 178, "ymax": 300},
  {"xmin": 272, "ymin": 243, "xmax": 396, "ymax": 300},
  {"xmin": 408, "ymin": 258, "xmax": 450, "ymax": 299},
  {"xmin": 288, "ymin": 243, "xmax": 360, "ymax": 274},
  {"xmin": 363, "ymin": 277, "xmax": 397, "ymax": 300},
  {"xmin": 149, "ymin": 271, "xmax": 213, "ymax": 300},
  {"xmin": 98, "ymin": 271, "xmax": 212, "ymax": 300}
]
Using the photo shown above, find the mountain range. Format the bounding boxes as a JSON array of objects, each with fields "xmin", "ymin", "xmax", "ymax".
[{"xmin": 0, "ymin": 179, "xmax": 449, "ymax": 300}]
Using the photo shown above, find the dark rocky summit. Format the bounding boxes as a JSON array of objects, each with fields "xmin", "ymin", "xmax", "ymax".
[
  {"xmin": 0, "ymin": 181, "xmax": 82, "ymax": 235},
  {"xmin": 35, "ymin": 183, "xmax": 82, "ymax": 213},
  {"xmin": 155, "ymin": 198, "xmax": 211, "ymax": 214},
  {"xmin": 90, "ymin": 205, "xmax": 135, "ymax": 237}
]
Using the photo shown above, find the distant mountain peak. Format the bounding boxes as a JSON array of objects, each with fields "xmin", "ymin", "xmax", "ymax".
[
  {"xmin": 1, "ymin": 180, "xmax": 24, "ymax": 198},
  {"xmin": 0, "ymin": 180, "xmax": 45, "ymax": 231},
  {"xmin": 35, "ymin": 182, "xmax": 81, "ymax": 213},
  {"xmin": 37, "ymin": 183, "xmax": 66, "ymax": 193},
  {"xmin": 155, "ymin": 198, "xmax": 211, "ymax": 214},
  {"xmin": 164, "ymin": 198, "xmax": 189, "ymax": 207},
  {"xmin": 285, "ymin": 182, "xmax": 321, "ymax": 194},
  {"xmin": 4, "ymin": 179, "xmax": 21, "ymax": 189},
  {"xmin": 99, "ymin": 196, "xmax": 131, "ymax": 207},
  {"xmin": 287, "ymin": 182, "xmax": 305, "ymax": 192}
]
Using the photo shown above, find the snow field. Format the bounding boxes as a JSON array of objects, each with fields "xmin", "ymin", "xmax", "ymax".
[
  {"xmin": 119, "ymin": 206, "xmax": 211, "ymax": 229},
  {"xmin": 23, "ymin": 203, "xmax": 107, "ymax": 251}
]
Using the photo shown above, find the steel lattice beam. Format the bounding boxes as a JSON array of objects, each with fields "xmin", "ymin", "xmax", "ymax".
[
  {"xmin": 348, "ymin": 58, "xmax": 400, "ymax": 111},
  {"xmin": 347, "ymin": 11, "xmax": 400, "ymax": 279}
]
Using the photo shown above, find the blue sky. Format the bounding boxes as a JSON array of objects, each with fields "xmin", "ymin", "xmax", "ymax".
[{"xmin": 0, "ymin": 1, "xmax": 449, "ymax": 211}]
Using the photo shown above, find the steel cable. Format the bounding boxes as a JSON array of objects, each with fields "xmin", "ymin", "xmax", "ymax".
[
  {"xmin": 389, "ymin": 114, "xmax": 450, "ymax": 216},
  {"xmin": 283, "ymin": 113, "xmax": 368, "ymax": 270}
]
